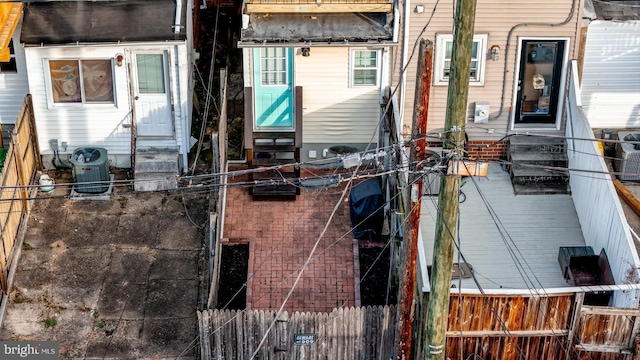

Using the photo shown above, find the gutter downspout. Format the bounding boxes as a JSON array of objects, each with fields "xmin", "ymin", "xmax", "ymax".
[
  {"xmin": 399, "ymin": 0, "xmax": 411, "ymax": 135},
  {"xmin": 184, "ymin": 0, "xmax": 194, "ymax": 171},
  {"xmin": 175, "ymin": 0, "xmax": 183, "ymax": 35}
]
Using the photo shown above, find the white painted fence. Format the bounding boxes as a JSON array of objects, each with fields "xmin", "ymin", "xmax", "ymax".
[{"xmin": 566, "ymin": 60, "xmax": 640, "ymax": 308}]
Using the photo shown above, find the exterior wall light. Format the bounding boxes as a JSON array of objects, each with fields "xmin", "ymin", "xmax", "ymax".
[
  {"xmin": 116, "ymin": 53, "xmax": 124, "ymax": 67},
  {"xmin": 301, "ymin": 48, "xmax": 310, "ymax": 57},
  {"xmin": 490, "ymin": 45, "xmax": 500, "ymax": 62}
]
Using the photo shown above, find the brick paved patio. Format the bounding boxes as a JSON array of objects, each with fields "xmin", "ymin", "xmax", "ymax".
[{"xmin": 223, "ymin": 171, "xmax": 358, "ymax": 313}]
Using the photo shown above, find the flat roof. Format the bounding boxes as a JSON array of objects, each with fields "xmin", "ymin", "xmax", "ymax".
[
  {"xmin": 21, "ymin": 0, "xmax": 186, "ymax": 44},
  {"xmin": 240, "ymin": 13, "xmax": 393, "ymax": 45}
]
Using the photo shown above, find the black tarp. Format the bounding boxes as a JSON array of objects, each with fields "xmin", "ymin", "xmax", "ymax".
[{"xmin": 350, "ymin": 179, "xmax": 384, "ymax": 241}]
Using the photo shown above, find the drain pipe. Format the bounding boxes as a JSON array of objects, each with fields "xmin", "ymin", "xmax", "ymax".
[
  {"xmin": 398, "ymin": 0, "xmax": 412, "ymax": 133},
  {"xmin": 491, "ymin": 0, "xmax": 579, "ymax": 131}
]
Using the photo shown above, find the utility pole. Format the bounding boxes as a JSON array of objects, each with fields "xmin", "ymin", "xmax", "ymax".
[
  {"xmin": 397, "ymin": 39, "xmax": 433, "ymax": 360},
  {"xmin": 425, "ymin": 0, "xmax": 476, "ymax": 359}
]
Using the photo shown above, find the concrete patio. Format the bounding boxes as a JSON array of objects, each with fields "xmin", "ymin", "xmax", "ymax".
[{"xmin": 0, "ymin": 170, "xmax": 208, "ymax": 359}]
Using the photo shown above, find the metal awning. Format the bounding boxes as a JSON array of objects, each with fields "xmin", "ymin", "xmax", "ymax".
[{"xmin": 239, "ymin": 12, "xmax": 395, "ymax": 47}]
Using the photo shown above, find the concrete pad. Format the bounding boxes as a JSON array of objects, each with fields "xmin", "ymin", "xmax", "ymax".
[
  {"xmin": 68, "ymin": 194, "xmax": 124, "ymax": 214},
  {"xmin": 155, "ymin": 218, "xmax": 204, "ymax": 250},
  {"xmin": 2, "ymin": 185, "xmax": 206, "ymax": 358},
  {"xmin": 0, "ymin": 303, "xmax": 48, "ymax": 338},
  {"xmin": 96, "ymin": 282, "xmax": 147, "ymax": 319},
  {"xmin": 25, "ymin": 210, "xmax": 70, "ymax": 248},
  {"xmin": 51, "ymin": 248, "xmax": 112, "ymax": 288},
  {"xmin": 70, "ymin": 174, "xmax": 115, "ymax": 200},
  {"xmin": 149, "ymin": 250, "xmax": 198, "ymax": 280},
  {"xmin": 84, "ymin": 319, "xmax": 145, "ymax": 359},
  {"xmin": 140, "ymin": 317, "xmax": 197, "ymax": 357},
  {"xmin": 145, "ymin": 279, "xmax": 197, "ymax": 318},
  {"xmin": 63, "ymin": 213, "xmax": 119, "ymax": 247},
  {"xmin": 117, "ymin": 193, "xmax": 164, "ymax": 214},
  {"xmin": 104, "ymin": 248, "xmax": 155, "ymax": 285},
  {"xmin": 115, "ymin": 214, "xmax": 159, "ymax": 247}
]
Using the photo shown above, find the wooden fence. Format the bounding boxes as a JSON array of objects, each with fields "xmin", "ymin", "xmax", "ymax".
[
  {"xmin": 0, "ymin": 94, "xmax": 40, "ymax": 293},
  {"xmin": 207, "ymin": 68, "xmax": 229, "ymax": 309},
  {"xmin": 198, "ymin": 305, "xmax": 397, "ymax": 360},
  {"xmin": 439, "ymin": 293, "xmax": 640, "ymax": 360}
]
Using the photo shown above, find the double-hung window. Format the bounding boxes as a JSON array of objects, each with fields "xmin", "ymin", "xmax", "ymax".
[
  {"xmin": 47, "ymin": 59, "xmax": 115, "ymax": 104},
  {"xmin": 0, "ymin": 39, "xmax": 17, "ymax": 73},
  {"xmin": 351, "ymin": 49, "xmax": 380, "ymax": 87},
  {"xmin": 435, "ymin": 34, "xmax": 488, "ymax": 86}
]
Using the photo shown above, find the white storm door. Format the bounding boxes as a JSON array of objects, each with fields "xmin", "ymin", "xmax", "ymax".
[{"xmin": 133, "ymin": 52, "xmax": 173, "ymax": 137}]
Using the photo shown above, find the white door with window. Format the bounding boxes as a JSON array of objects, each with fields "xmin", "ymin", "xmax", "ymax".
[{"xmin": 132, "ymin": 52, "xmax": 173, "ymax": 137}]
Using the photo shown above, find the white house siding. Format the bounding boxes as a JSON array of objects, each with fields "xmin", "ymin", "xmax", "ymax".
[
  {"xmin": 24, "ymin": 42, "xmax": 188, "ymax": 169},
  {"xmin": 295, "ymin": 47, "xmax": 381, "ymax": 145},
  {"xmin": 396, "ymin": 0, "xmax": 583, "ymax": 140},
  {"xmin": 0, "ymin": 22, "xmax": 29, "ymax": 125},
  {"xmin": 581, "ymin": 20, "xmax": 640, "ymax": 128}
]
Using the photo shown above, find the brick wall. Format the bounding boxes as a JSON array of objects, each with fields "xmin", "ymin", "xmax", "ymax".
[{"xmin": 466, "ymin": 140, "xmax": 506, "ymax": 161}]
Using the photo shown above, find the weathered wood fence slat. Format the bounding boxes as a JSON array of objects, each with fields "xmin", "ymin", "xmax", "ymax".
[
  {"xmin": 199, "ymin": 305, "xmax": 397, "ymax": 360},
  {"xmin": 0, "ymin": 94, "xmax": 39, "ymax": 295}
]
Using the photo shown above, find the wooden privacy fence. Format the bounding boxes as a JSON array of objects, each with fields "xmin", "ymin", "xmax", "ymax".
[
  {"xmin": 0, "ymin": 94, "xmax": 40, "ymax": 294},
  {"xmin": 198, "ymin": 305, "xmax": 397, "ymax": 360},
  {"xmin": 443, "ymin": 293, "xmax": 640, "ymax": 360}
]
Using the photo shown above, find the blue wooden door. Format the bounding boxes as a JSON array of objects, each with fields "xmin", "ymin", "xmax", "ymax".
[{"xmin": 253, "ymin": 48, "xmax": 294, "ymax": 130}]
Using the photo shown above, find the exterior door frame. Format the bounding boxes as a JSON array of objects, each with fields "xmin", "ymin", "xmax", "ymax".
[
  {"xmin": 252, "ymin": 47, "xmax": 295, "ymax": 132},
  {"xmin": 130, "ymin": 49, "xmax": 174, "ymax": 138},
  {"xmin": 510, "ymin": 37, "xmax": 570, "ymax": 131}
]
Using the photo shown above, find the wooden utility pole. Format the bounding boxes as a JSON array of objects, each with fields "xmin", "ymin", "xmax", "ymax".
[
  {"xmin": 425, "ymin": 0, "xmax": 477, "ymax": 359},
  {"xmin": 397, "ymin": 39, "xmax": 433, "ymax": 360}
]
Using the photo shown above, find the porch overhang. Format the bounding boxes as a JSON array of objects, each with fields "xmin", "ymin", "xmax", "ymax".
[
  {"xmin": 20, "ymin": 0, "xmax": 187, "ymax": 45},
  {"xmin": 239, "ymin": 12, "xmax": 394, "ymax": 47},
  {"xmin": 0, "ymin": 2, "xmax": 22, "ymax": 62},
  {"xmin": 245, "ymin": 3, "xmax": 393, "ymax": 14}
]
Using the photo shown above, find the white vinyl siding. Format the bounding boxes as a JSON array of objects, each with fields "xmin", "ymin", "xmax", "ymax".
[
  {"xmin": 396, "ymin": 0, "xmax": 581, "ymax": 140},
  {"xmin": 581, "ymin": 20, "xmax": 640, "ymax": 128},
  {"xmin": 296, "ymin": 47, "xmax": 380, "ymax": 144},
  {"xmin": 0, "ymin": 23, "xmax": 29, "ymax": 125},
  {"xmin": 24, "ymin": 43, "xmax": 188, "ymax": 167}
]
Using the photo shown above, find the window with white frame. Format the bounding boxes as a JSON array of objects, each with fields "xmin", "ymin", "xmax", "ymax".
[
  {"xmin": 351, "ymin": 49, "xmax": 380, "ymax": 87},
  {"xmin": 435, "ymin": 34, "xmax": 487, "ymax": 86},
  {"xmin": 47, "ymin": 59, "xmax": 115, "ymax": 104},
  {"xmin": 0, "ymin": 39, "xmax": 17, "ymax": 73}
]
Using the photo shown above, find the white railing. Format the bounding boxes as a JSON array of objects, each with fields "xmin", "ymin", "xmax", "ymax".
[{"xmin": 566, "ymin": 60, "xmax": 640, "ymax": 308}]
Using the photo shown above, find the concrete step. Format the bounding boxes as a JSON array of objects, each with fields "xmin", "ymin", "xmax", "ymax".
[
  {"xmin": 134, "ymin": 172, "xmax": 178, "ymax": 191},
  {"xmin": 509, "ymin": 135, "xmax": 566, "ymax": 153},
  {"xmin": 510, "ymin": 165, "xmax": 569, "ymax": 185},
  {"xmin": 135, "ymin": 149, "xmax": 180, "ymax": 174},
  {"xmin": 250, "ymin": 168, "xmax": 300, "ymax": 198},
  {"xmin": 513, "ymin": 182, "xmax": 571, "ymax": 195},
  {"xmin": 509, "ymin": 151, "xmax": 568, "ymax": 167}
]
